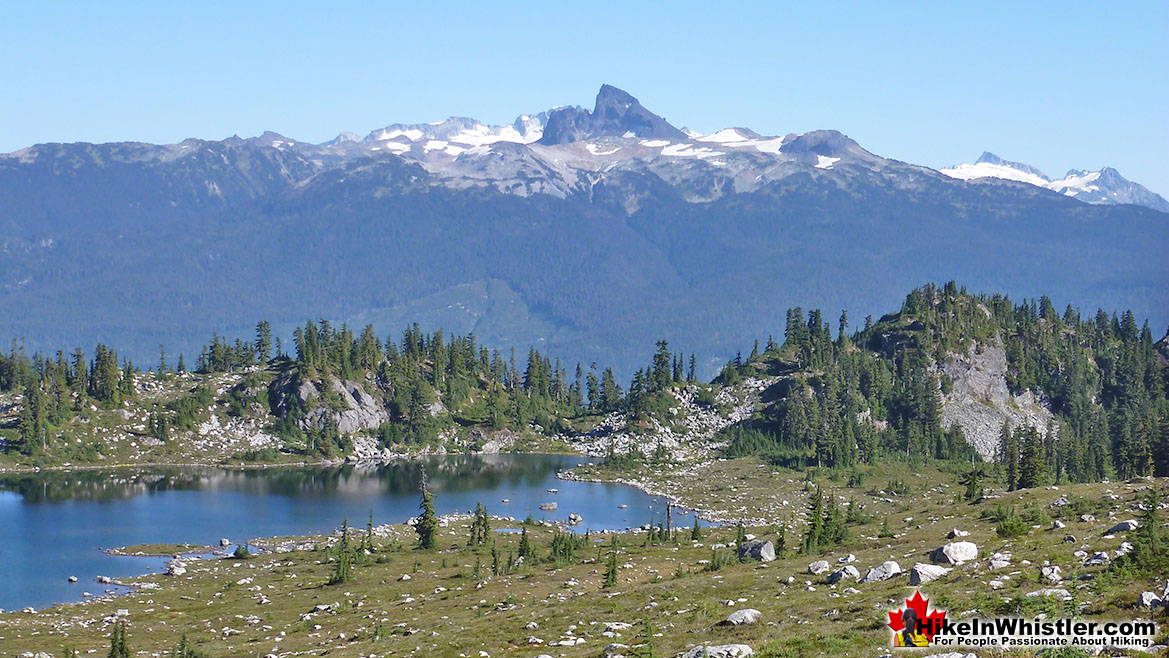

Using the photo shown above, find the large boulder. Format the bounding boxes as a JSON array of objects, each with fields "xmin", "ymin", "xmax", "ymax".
[
  {"xmin": 1041, "ymin": 565, "xmax": 1062, "ymax": 583},
  {"xmin": 679, "ymin": 645, "xmax": 754, "ymax": 658},
  {"xmin": 738, "ymin": 540, "xmax": 775, "ymax": 563},
  {"xmin": 1084, "ymin": 552, "xmax": 1110, "ymax": 566},
  {"xmin": 931, "ymin": 541, "xmax": 979, "ymax": 565},
  {"xmin": 909, "ymin": 563, "xmax": 951, "ymax": 585},
  {"xmin": 722, "ymin": 609, "xmax": 761, "ymax": 626},
  {"xmin": 1106, "ymin": 520, "xmax": 1139, "ymax": 534},
  {"xmin": 827, "ymin": 565, "xmax": 860, "ymax": 584},
  {"xmin": 807, "ymin": 560, "xmax": 830, "ymax": 575},
  {"xmin": 859, "ymin": 561, "xmax": 902, "ymax": 584},
  {"xmin": 164, "ymin": 560, "xmax": 186, "ymax": 576},
  {"xmin": 1138, "ymin": 592, "xmax": 1163, "ymax": 608}
]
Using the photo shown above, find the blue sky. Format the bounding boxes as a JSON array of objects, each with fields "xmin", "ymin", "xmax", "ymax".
[{"xmin": 3, "ymin": 1, "xmax": 1167, "ymax": 194}]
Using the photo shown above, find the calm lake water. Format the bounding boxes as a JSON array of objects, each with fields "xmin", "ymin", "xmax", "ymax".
[{"xmin": 0, "ymin": 454, "xmax": 674, "ymax": 611}]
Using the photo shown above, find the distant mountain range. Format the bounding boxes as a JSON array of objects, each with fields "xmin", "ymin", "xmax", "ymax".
[
  {"xmin": 942, "ymin": 152, "xmax": 1169, "ymax": 212},
  {"xmin": 1, "ymin": 85, "xmax": 1166, "ymax": 376}
]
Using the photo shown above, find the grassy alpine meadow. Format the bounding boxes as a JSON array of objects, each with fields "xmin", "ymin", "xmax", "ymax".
[{"xmin": 2, "ymin": 459, "xmax": 1166, "ymax": 658}]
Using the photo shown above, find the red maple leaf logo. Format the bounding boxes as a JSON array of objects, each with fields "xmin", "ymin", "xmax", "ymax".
[{"xmin": 887, "ymin": 590, "xmax": 947, "ymax": 641}]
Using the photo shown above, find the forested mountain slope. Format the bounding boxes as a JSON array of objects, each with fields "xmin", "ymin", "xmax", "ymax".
[{"xmin": 3, "ymin": 87, "xmax": 1166, "ymax": 377}]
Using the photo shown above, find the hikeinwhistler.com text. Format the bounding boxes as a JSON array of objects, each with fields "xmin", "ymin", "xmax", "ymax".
[{"xmin": 918, "ymin": 617, "xmax": 1157, "ymax": 650}]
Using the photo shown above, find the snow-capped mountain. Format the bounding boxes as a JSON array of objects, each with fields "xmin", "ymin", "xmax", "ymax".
[
  {"xmin": 942, "ymin": 152, "xmax": 1168, "ymax": 212},
  {"xmin": 7, "ymin": 85, "xmax": 1163, "ymax": 212},
  {"xmin": 2, "ymin": 85, "xmax": 1166, "ymax": 379},
  {"xmin": 278, "ymin": 85, "xmax": 900, "ymax": 202}
]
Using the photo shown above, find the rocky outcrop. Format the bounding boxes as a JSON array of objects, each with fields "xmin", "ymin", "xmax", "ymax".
[
  {"xmin": 475, "ymin": 429, "xmax": 516, "ymax": 453},
  {"xmin": 271, "ymin": 370, "xmax": 388, "ymax": 436},
  {"xmin": 938, "ymin": 343, "xmax": 1054, "ymax": 460}
]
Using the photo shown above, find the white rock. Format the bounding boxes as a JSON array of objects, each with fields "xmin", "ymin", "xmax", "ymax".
[
  {"xmin": 1107, "ymin": 520, "xmax": 1139, "ymax": 534},
  {"xmin": 738, "ymin": 540, "xmax": 775, "ymax": 562},
  {"xmin": 807, "ymin": 560, "xmax": 830, "ymax": 575},
  {"xmin": 724, "ymin": 608, "xmax": 762, "ymax": 626},
  {"xmin": 1041, "ymin": 565, "xmax": 1062, "ymax": 583},
  {"xmin": 931, "ymin": 541, "xmax": 979, "ymax": 565},
  {"xmin": 1025, "ymin": 588, "xmax": 1072, "ymax": 600},
  {"xmin": 679, "ymin": 645, "xmax": 755, "ymax": 658},
  {"xmin": 1138, "ymin": 592, "xmax": 1163, "ymax": 608},
  {"xmin": 946, "ymin": 529, "xmax": 970, "ymax": 539},
  {"xmin": 909, "ymin": 563, "xmax": 951, "ymax": 585},
  {"xmin": 859, "ymin": 561, "xmax": 902, "ymax": 584},
  {"xmin": 1084, "ymin": 552, "xmax": 1110, "ymax": 566},
  {"xmin": 826, "ymin": 565, "xmax": 860, "ymax": 584}
]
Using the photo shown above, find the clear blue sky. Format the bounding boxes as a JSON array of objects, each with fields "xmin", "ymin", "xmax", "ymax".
[{"xmin": 3, "ymin": 1, "xmax": 1167, "ymax": 194}]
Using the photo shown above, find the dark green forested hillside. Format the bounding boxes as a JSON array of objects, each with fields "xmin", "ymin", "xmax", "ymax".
[
  {"xmin": 4, "ymin": 139, "xmax": 1167, "ymax": 381},
  {"xmin": 714, "ymin": 282, "xmax": 1168, "ymax": 486}
]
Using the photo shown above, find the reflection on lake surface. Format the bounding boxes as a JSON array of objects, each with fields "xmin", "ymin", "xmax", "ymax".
[{"xmin": 0, "ymin": 454, "xmax": 667, "ymax": 611}]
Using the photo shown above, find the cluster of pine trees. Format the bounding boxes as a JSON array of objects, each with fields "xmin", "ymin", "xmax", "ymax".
[
  {"xmin": 721, "ymin": 282, "xmax": 1169, "ymax": 487},
  {"xmin": 0, "ymin": 342, "xmax": 137, "ymax": 455},
  {"xmin": 273, "ymin": 320, "xmax": 703, "ymax": 452},
  {"xmin": 722, "ymin": 294, "xmax": 977, "ymax": 469}
]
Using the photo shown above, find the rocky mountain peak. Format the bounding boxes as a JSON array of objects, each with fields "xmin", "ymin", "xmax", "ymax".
[
  {"xmin": 974, "ymin": 152, "xmax": 1049, "ymax": 180},
  {"xmin": 538, "ymin": 84, "xmax": 686, "ymax": 145}
]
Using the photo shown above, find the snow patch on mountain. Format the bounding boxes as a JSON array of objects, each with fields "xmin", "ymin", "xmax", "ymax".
[
  {"xmin": 940, "ymin": 161, "xmax": 1051, "ymax": 188},
  {"xmin": 941, "ymin": 152, "xmax": 1168, "ymax": 211}
]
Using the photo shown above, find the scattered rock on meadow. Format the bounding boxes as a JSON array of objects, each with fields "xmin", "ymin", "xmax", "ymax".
[
  {"xmin": 1041, "ymin": 565, "xmax": 1062, "ymax": 583},
  {"xmin": 1025, "ymin": 588, "xmax": 1072, "ymax": 600},
  {"xmin": 738, "ymin": 540, "xmax": 775, "ymax": 562},
  {"xmin": 723, "ymin": 609, "xmax": 762, "ymax": 626},
  {"xmin": 827, "ymin": 565, "xmax": 860, "ymax": 584},
  {"xmin": 931, "ymin": 541, "xmax": 978, "ymax": 565},
  {"xmin": 859, "ymin": 561, "xmax": 902, "ymax": 584},
  {"xmin": 909, "ymin": 563, "xmax": 951, "ymax": 585},
  {"xmin": 1106, "ymin": 520, "xmax": 1138, "ymax": 534},
  {"xmin": 1138, "ymin": 592, "xmax": 1163, "ymax": 608},
  {"xmin": 679, "ymin": 644, "xmax": 755, "ymax": 658}
]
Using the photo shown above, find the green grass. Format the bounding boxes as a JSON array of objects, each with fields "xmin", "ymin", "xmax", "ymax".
[{"xmin": 2, "ymin": 461, "xmax": 1166, "ymax": 658}]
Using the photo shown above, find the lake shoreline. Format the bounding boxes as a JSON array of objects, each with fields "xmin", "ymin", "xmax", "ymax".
[{"xmin": 0, "ymin": 446, "xmax": 585, "ymax": 476}]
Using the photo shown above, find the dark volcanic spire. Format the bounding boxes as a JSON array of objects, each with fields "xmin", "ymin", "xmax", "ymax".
[{"xmin": 538, "ymin": 85, "xmax": 686, "ymax": 145}]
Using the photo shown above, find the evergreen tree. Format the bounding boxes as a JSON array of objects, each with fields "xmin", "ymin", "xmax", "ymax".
[
  {"xmin": 255, "ymin": 321, "xmax": 272, "ymax": 364},
  {"xmin": 415, "ymin": 470, "xmax": 438, "ymax": 550},
  {"xmin": 1016, "ymin": 425, "xmax": 1047, "ymax": 489},
  {"xmin": 107, "ymin": 620, "xmax": 129, "ymax": 658},
  {"xmin": 603, "ymin": 550, "xmax": 619, "ymax": 588}
]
